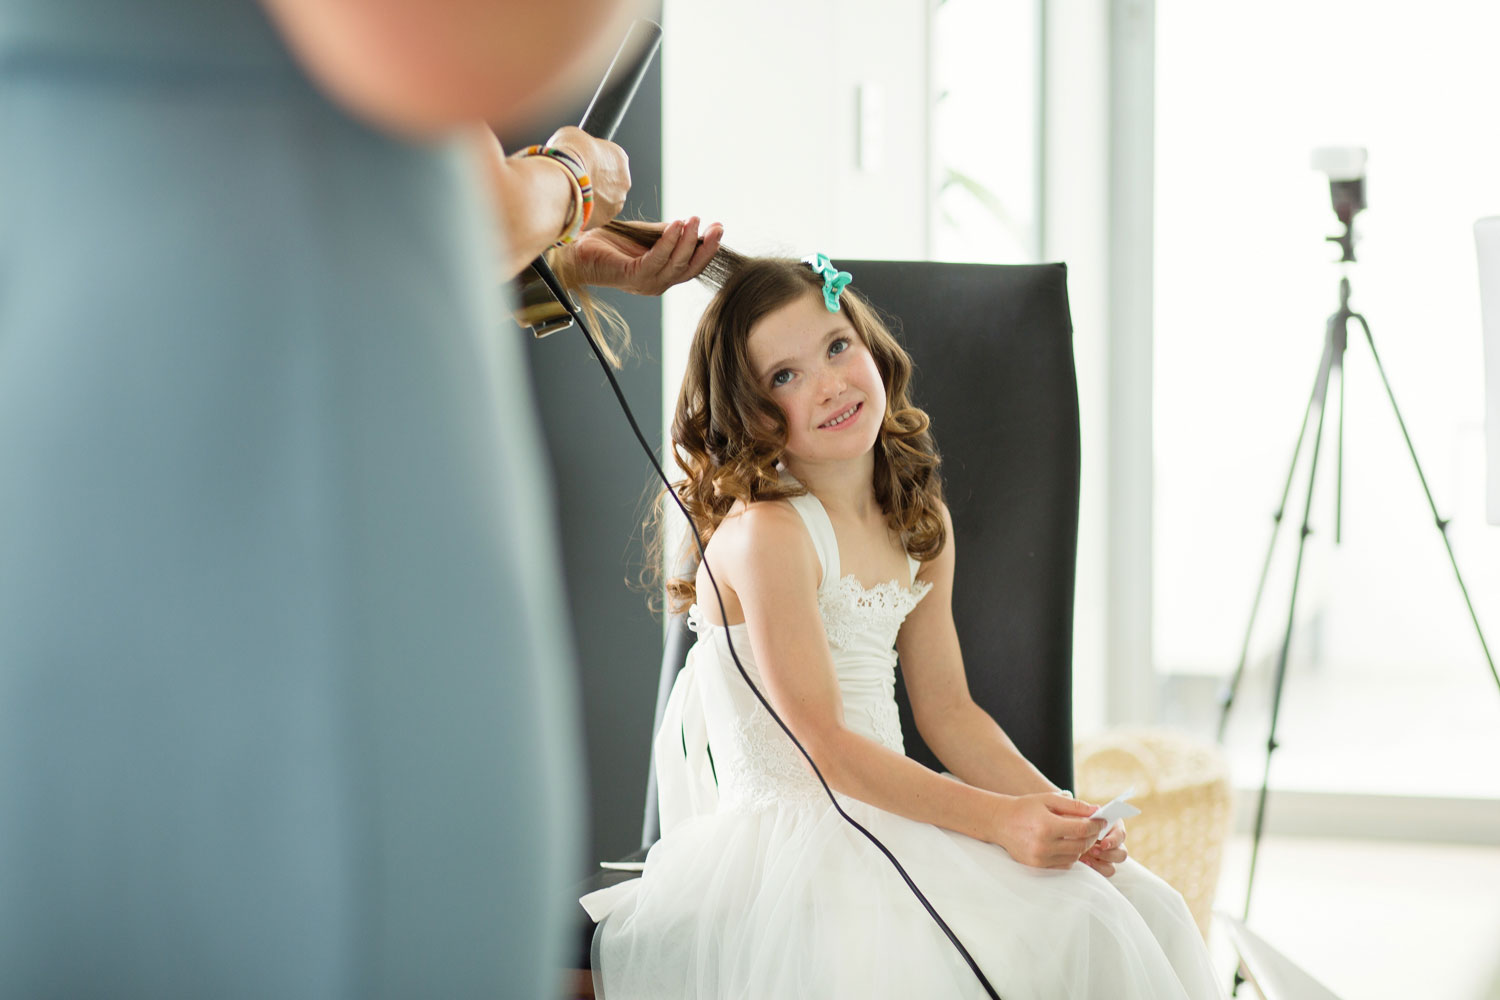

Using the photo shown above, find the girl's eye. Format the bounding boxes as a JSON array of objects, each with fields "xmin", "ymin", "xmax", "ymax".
[
  {"xmin": 829, "ymin": 337, "xmax": 850, "ymax": 356},
  {"xmin": 771, "ymin": 370, "xmax": 793, "ymax": 387}
]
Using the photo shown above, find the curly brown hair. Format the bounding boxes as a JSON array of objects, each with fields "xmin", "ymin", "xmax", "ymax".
[{"xmin": 654, "ymin": 243, "xmax": 946, "ymax": 612}]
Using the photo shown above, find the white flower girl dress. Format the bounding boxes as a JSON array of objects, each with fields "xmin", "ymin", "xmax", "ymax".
[{"xmin": 582, "ymin": 489, "xmax": 1224, "ymax": 998}]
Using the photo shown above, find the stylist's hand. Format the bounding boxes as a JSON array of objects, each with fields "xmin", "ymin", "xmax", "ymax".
[
  {"xmin": 992, "ymin": 792, "xmax": 1105, "ymax": 870},
  {"xmin": 1080, "ymin": 821, "xmax": 1128, "ymax": 878},
  {"xmin": 546, "ymin": 125, "xmax": 630, "ymax": 229},
  {"xmin": 567, "ymin": 217, "xmax": 723, "ymax": 294}
]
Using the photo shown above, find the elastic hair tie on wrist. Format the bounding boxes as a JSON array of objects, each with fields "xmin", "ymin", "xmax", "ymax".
[
  {"xmin": 520, "ymin": 144, "xmax": 594, "ymax": 246},
  {"xmin": 800, "ymin": 253, "xmax": 853, "ymax": 312}
]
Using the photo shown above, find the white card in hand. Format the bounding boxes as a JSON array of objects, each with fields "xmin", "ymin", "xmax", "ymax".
[{"xmin": 1088, "ymin": 786, "xmax": 1140, "ymax": 845}]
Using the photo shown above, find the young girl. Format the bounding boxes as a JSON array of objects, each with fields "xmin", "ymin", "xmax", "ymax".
[{"xmin": 581, "ymin": 245, "xmax": 1224, "ymax": 998}]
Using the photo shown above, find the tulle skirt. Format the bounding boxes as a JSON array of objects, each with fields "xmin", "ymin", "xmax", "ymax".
[{"xmin": 587, "ymin": 797, "xmax": 1225, "ymax": 999}]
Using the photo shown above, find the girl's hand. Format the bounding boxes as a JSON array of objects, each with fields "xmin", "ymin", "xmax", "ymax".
[
  {"xmin": 1080, "ymin": 822, "xmax": 1128, "ymax": 878},
  {"xmin": 545, "ymin": 125, "xmax": 630, "ymax": 229},
  {"xmin": 565, "ymin": 218, "xmax": 723, "ymax": 294},
  {"xmin": 992, "ymin": 792, "xmax": 1106, "ymax": 869}
]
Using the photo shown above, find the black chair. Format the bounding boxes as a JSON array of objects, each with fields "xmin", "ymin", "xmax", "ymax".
[{"xmin": 573, "ymin": 261, "xmax": 1080, "ymax": 984}]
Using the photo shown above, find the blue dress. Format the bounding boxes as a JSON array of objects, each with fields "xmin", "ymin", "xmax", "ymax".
[{"xmin": 0, "ymin": 2, "xmax": 582, "ymax": 996}]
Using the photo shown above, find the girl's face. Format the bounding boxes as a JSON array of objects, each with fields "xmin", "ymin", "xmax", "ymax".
[{"xmin": 745, "ymin": 290, "xmax": 887, "ymax": 469}]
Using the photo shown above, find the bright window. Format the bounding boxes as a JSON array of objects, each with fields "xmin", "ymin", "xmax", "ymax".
[
  {"xmin": 1153, "ymin": 0, "xmax": 1500, "ymax": 798},
  {"xmin": 931, "ymin": 0, "xmax": 1040, "ymax": 264}
]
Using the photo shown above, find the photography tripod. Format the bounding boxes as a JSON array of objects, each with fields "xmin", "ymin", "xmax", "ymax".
[{"xmin": 1214, "ymin": 233, "xmax": 1499, "ymax": 928}]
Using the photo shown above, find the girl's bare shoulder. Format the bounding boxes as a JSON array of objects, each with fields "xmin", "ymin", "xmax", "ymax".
[{"xmin": 707, "ymin": 497, "xmax": 814, "ymax": 574}]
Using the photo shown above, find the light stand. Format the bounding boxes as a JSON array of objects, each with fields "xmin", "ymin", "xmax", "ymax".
[{"xmin": 1214, "ymin": 171, "xmax": 1500, "ymax": 939}]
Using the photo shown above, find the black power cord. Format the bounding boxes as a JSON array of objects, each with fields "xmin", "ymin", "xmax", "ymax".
[{"xmin": 531, "ymin": 260, "xmax": 1002, "ymax": 999}]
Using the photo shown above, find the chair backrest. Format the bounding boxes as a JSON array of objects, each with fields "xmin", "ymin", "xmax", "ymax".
[
  {"xmin": 641, "ymin": 262, "xmax": 1079, "ymax": 846},
  {"xmin": 1475, "ymin": 216, "xmax": 1500, "ymax": 526}
]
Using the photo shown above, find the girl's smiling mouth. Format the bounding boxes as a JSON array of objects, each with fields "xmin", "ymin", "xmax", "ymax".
[{"xmin": 818, "ymin": 401, "xmax": 862, "ymax": 430}]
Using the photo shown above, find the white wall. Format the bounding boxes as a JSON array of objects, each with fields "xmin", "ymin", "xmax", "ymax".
[{"xmin": 659, "ymin": 0, "xmax": 933, "ymax": 417}]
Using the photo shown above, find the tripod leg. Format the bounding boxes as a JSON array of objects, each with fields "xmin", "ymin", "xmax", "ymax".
[
  {"xmin": 1217, "ymin": 348, "xmax": 1332, "ymax": 743},
  {"xmin": 1243, "ymin": 345, "xmax": 1338, "ymax": 923},
  {"xmin": 1351, "ymin": 314, "xmax": 1500, "ymax": 693},
  {"xmin": 1335, "ymin": 349, "xmax": 1346, "ymax": 545}
]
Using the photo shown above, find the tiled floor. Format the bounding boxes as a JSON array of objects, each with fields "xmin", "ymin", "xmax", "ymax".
[{"xmin": 1206, "ymin": 834, "xmax": 1500, "ymax": 1000}]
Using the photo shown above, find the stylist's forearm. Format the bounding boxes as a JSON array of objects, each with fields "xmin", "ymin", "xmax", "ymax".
[{"xmin": 471, "ymin": 129, "xmax": 577, "ymax": 280}]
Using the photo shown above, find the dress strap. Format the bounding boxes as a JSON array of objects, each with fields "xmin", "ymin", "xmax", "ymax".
[
  {"xmin": 783, "ymin": 491, "xmax": 840, "ymax": 590},
  {"xmin": 906, "ymin": 552, "xmax": 921, "ymax": 588}
]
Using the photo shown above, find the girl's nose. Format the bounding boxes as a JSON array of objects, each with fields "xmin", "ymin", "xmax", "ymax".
[{"xmin": 816, "ymin": 368, "xmax": 847, "ymax": 400}]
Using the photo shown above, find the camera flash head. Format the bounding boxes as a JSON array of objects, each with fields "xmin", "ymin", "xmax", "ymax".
[{"xmin": 1311, "ymin": 146, "xmax": 1368, "ymax": 260}]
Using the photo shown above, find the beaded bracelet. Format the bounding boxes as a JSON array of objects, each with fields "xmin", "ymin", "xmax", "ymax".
[{"xmin": 519, "ymin": 144, "xmax": 594, "ymax": 246}]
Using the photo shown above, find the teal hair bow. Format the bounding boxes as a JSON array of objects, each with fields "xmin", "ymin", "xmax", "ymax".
[{"xmin": 800, "ymin": 253, "xmax": 853, "ymax": 312}]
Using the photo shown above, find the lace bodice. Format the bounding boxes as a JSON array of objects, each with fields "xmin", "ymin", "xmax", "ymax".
[
  {"xmin": 673, "ymin": 486, "xmax": 932, "ymax": 816},
  {"xmin": 818, "ymin": 573, "xmax": 931, "ymax": 651},
  {"xmin": 687, "ymin": 573, "xmax": 929, "ymax": 654}
]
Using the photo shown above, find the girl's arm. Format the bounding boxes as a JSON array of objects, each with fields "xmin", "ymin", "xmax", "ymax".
[
  {"xmin": 895, "ymin": 503, "xmax": 1059, "ymax": 797},
  {"xmin": 725, "ymin": 502, "xmax": 1103, "ymax": 870},
  {"xmin": 896, "ymin": 502, "xmax": 1129, "ymax": 876}
]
